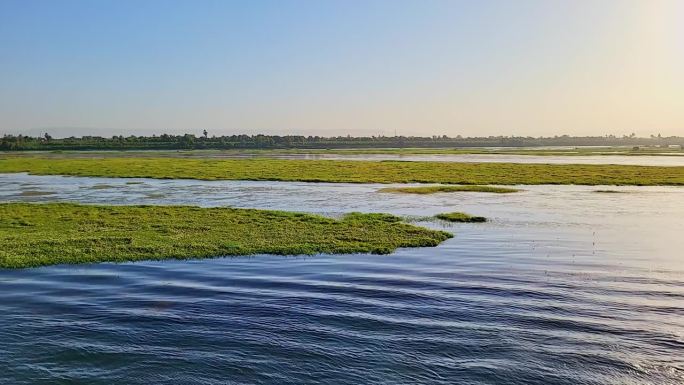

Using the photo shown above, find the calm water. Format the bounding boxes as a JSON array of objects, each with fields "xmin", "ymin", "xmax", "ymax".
[
  {"xmin": 1, "ymin": 173, "xmax": 683, "ymax": 384},
  {"xmin": 217, "ymin": 153, "xmax": 684, "ymax": 166},
  {"xmin": 27, "ymin": 150, "xmax": 684, "ymax": 166}
]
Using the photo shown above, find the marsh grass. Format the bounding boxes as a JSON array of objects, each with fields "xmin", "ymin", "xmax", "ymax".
[
  {"xmin": 1, "ymin": 156, "xmax": 682, "ymax": 185},
  {"xmin": 435, "ymin": 212, "xmax": 487, "ymax": 223},
  {"xmin": 379, "ymin": 185, "xmax": 520, "ymax": 194},
  {"xmin": 0, "ymin": 203, "xmax": 452, "ymax": 269}
]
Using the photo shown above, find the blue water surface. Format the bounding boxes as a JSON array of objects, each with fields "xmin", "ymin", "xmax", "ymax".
[{"xmin": 1, "ymin": 174, "xmax": 682, "ymax": 384}]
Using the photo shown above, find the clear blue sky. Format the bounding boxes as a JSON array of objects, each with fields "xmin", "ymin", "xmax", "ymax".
[{"xmin": 1, "ymin": 0, "xmax": 682, "ymax": 137}]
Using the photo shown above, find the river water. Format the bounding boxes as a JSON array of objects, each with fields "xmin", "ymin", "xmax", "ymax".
[
  {"xmin": 0, "ymin": 173, "xmax": 682, "ymax": 384},
  {"xmin": 26, "ymin": 150, "xmax": 684, "ymax": 166},
  {"xmin": 210, "ymin": 153, "xmax": 684, "ymax": 166}
]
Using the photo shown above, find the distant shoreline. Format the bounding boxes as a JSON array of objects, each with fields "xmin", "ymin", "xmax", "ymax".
[
  {"xmin": 1, "ymin": 133, "xmax": 682, "ymax": 152},
  {"xmin": 1, "ymin": 145, "xmax": 683, "ymax": 158}
]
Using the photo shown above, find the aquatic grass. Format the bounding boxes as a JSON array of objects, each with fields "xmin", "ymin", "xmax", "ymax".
[
  {"xmin": 0, "ymin": 203, "xmax": 452, "ymax": 269},
  {"xmin": 435, "ymin": 212, "xmax": 487, "ymax": 223},
  {"xmin": 0, "ymin": 156, "xmax": 683, "ymax": 185},
  {"xmin": 379, "ymin": 185, "xmax": 519, "ymax": 194}
]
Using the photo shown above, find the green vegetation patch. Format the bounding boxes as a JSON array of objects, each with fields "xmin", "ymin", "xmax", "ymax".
[
  {"xmin": 435, "ymin": 212, "xmax": 487, "ymax": 223},
  {"xmin": 0, "ymin": 203, "xmax": 452, "ymax": 269},
  {"xmin": 379, "ymin": 185, "xmax": 520, "ymax": 194},
  {"xmin": 1, "ymin": 156, "xmax": 683, "ymax": 185}
]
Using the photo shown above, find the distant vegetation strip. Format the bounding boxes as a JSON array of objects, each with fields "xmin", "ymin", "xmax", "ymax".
[
  {"xmin": 1, "ymin": 133, "xmax": 682, "ymax": 151},
  {"xmin": 4, "ymin": 146, "xmax": 683, "ymax": 158},
  {"xmin": 379, "ymin": 185, "xmax": 520, "ymax": 194},
  {"xmin": 435, "ymin": 212, "xmax": 487, "ymax": 223},
  {"xmin": 0, "ymin": 203, "xmax": 452, "ymax": 269},
  {"xmin": 1, "ymin": 157, "xmax": 683, "ymax": 186}
]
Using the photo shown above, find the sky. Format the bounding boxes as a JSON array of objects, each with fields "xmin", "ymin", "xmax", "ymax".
[{"xmin": 1, "ymin": 0, "xmax": 683, "ymax": 138}]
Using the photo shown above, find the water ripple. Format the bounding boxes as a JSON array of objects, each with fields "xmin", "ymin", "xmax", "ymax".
[{"xmin": 1, "ymin": 175, "xmax": 683, "ymax": 384}]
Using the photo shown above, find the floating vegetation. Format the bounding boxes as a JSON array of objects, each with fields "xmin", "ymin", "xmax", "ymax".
[
  {"xmin": 435, "ymin": 212, "xmax": 487, "ymax": 223},
  {"xmin": 594, "ymin": 190, "xmax": 629, "ymax": 194},
  {"xmin": 17, "ymin": 190, "xmax": 55, "ymax": 197},
  {"xmin": 89, "ymin": 184, "xmax": 117, "ymax": 190},
  {"xmin": 379, "ymin": 185, "xmax": 519, "ymax": 194},
  {"xmin": 145, "ymin": 193, "xmax": 167, "ymax": 199},
  {"xmin": 0, "ymin": 203, "xmax": 453, "ymax": 269},
  {"xmin": 1, "ymin": 156, "xmax": 682, "ymax": 185}
]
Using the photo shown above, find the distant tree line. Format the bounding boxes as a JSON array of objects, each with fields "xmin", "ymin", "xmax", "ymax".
[{"xmin": 1, "ymin": 132, "xmax": 682, "ymax": 151}]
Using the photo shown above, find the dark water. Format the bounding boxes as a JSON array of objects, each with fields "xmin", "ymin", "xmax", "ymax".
[{"xmin": 1, "ymin": 174, "xmax": 683, "ymax": 384}]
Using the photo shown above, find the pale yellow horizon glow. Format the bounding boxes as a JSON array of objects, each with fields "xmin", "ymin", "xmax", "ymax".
[{"xmin": 0, "ymin": 0, "xmax": 682, "ymax": 138}]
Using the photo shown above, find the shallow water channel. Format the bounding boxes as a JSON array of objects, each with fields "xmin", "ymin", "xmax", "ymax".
[
  {"xmin": 204, "ymin": 152, "xmax": 684, "ymax": 166},
  {"xmin": 33, "ymin": 150, "xmax": 684, "ymax": 166},
  {"xmin": 1, "ymin": 173, "xmax": 682, "ymax": 384}
]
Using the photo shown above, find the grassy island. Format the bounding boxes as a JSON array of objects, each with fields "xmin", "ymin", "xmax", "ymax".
[
  {"xmin": 1, "ymin": 156, "xmax": 683, "ymax": 185},
  {"xmin": 435, "ymin": 212, "xmax": 487, "ymax": 223},
  {"xmin": 379, "ymin": 185, "xmax": 520, "ymax": 194},
  {"xmin": 0, "ymin": 203, "xmax": 452, "ymax": 269}
]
